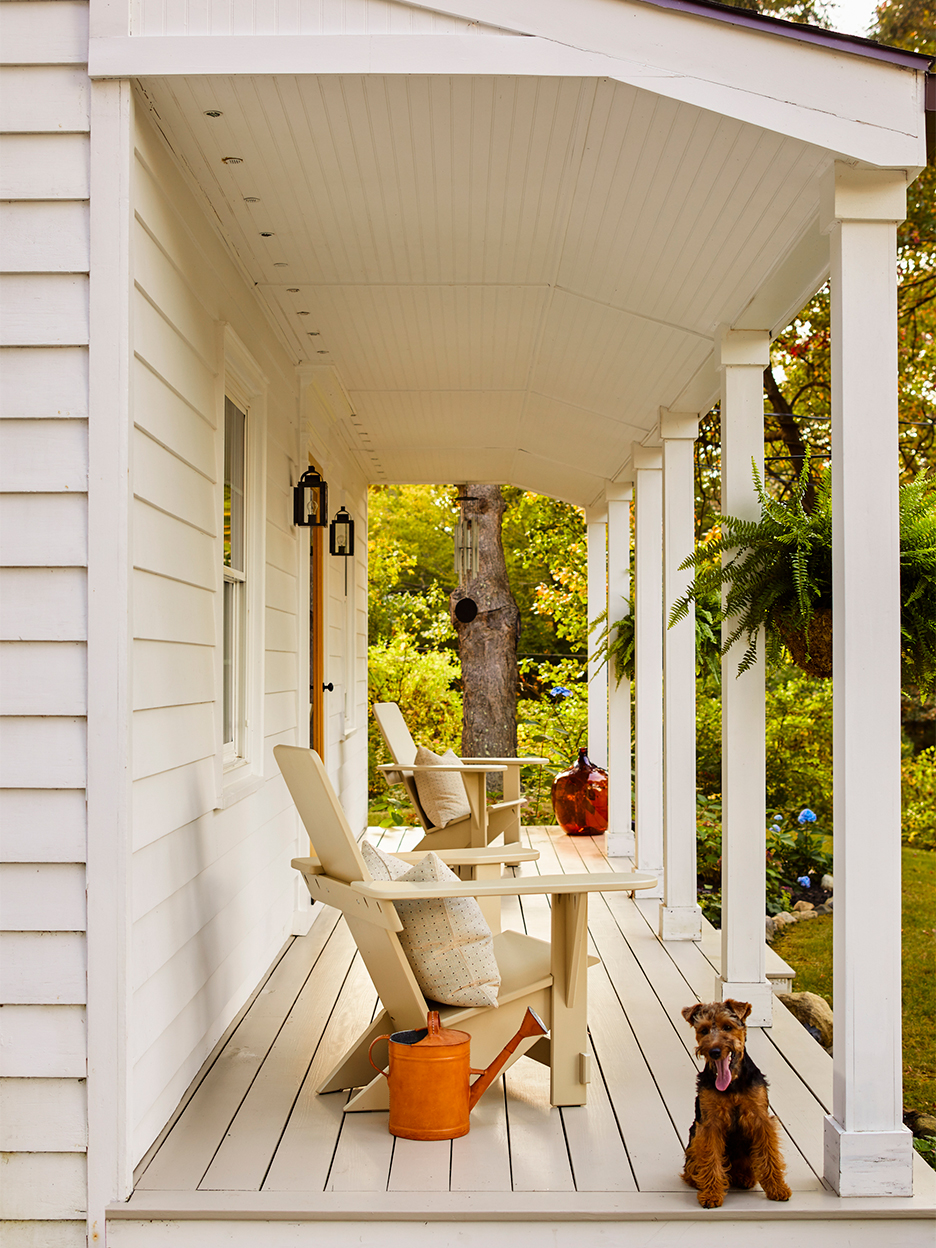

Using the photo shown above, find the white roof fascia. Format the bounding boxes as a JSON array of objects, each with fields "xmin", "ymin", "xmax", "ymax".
[{"xmin": 89, "ymin": 27, "xmax": 927, "ymax": 169}]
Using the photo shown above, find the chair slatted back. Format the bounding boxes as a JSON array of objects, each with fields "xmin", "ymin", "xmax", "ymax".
[
  {"xmin": 373, "ymin": 702, "xmax": 417, "ymax": 766},
  {"xmin": 274, "ymin": 745, "xmax": 369, "ymax": 884}
]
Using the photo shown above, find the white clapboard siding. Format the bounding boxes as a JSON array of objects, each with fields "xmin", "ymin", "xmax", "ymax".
[
  {"xmin": 133, "ymin": 501, "xmax": 216, "ymax": 592},
  {"xmin": 133, "ymin": 570, "xmax": 215, "ymax": 646},
  {"xmin": 0, "ymin": 932, "xmax": 87, "ymax": 1004},
  {"xmin": 0, "ymin": 789, "xmax": 86, "ymax": 863},
  {"xmin": 0, "ymin": 66, "xmax": 90, "ymax": 133},
  {"xmin": 264, "ymin": 689, "xmax": 297, "ymax": 738},
  {"xmin": 265, "ymin": 649, "xmax": 297, "ymax": 695},
  {"xmin": 132, "ymin": 805, "xmax": 295, "ymax": 990},
  {"xmin": 0, "ymin": 567, "xmax": 87, "ymax": 642},
  {"xmin": 133, "ymin": 428, "xmax": 217, "ymax": 536},
  {"xmin": 0, "ymin": 1152, "xmax": 87, "ymax": 1220},
  {"xmin": 135, "ymin": 223, "xmax": 219, "ymax": 367},
  {"xmin": 0, "ymin": 642, "xmax": 87, "ymax": 716},
  {"xmin": 0, "ymin": 133, "xmax": 90, "ymax": 200},
  {"xmin": 134, "ymin": 359, "xmax": 217, "ymax": 477},
  {"xmin": 131, "ymin": 756, "xmax": 218, "ymax": 854},
  {"xmin": 0, "ymin": 1004, "xmax": 87, "ymax": 1078},
  {"xmin": 0, "ymin": 494, "xmax": 87, "ymax": 567},
  {"xmin": 264, "ymin": 563, "xmax": 297, "ymax": 615},
  {"xmin": 0, "ymin": 863, "xmax": 87, "ymax": 933},
  {"xmin": 0, "ymin": 1077, "xmax": 87, "ymax": 1151},
  {"xmin": 133, "ymin": 639, "xmax": 215, "ymax": 711},
  {"xmin": 265, "ymin": 606, "xmax": 297, "ymax": 653},
  {"xmin": 0, "ymin": 201, "xmax": 90, "ymax": 274},
  {"xmin": 0, "ymin": 0, "xmax": 89, "ymax": 65},
  {"xmin": 0, "ymin": 346, "xmax": 89, "ymax": 417},
  {"xmin": 132, "ymin": 703, "xmax": 216, "ymax": 781},
  {"xmin": 0, "ymin": 717, "xmax": 86, "ymax": 789},
  {"xmin": 0, "ymin": 274, "xmax": 90, "ymax": 347},
  {"xmin": 0, "ymin": 419, "xmax": 88, "ymax": 492},
  {"xmin": 265, "ymin": 518, "xmax": 297, "ymax": 577},
  {"xmin": 133, "ymin": 293, "xmax": 217, "ymax": 421}
]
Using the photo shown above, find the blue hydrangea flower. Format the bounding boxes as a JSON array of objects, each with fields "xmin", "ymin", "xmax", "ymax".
[
  {"xmin": 772, "ymin": 814, "xmax": 783, "ymax": 824},
  {"xmin": 798, "ymin": 808, "xmax": 817, "ymax": 824},
  {"xmin": 550, "ymin": 686, "xmax": 572, "ymax": 699},
  {"xmin": 797, "ymin": 875, "xmax": 811, "ymax": 888}
]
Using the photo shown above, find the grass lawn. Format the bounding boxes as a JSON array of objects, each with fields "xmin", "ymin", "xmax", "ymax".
[{"xmin": 772, "ymin": 846, "xmax": 935, "ymax": 1119}]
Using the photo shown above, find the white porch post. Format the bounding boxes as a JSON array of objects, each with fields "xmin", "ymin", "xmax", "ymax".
[
  {"xmin": 586, "ymin": 504, "xmax": 608, "ymax": 768},
  {"xmin": 660, "ymin": 412, "xmax": 702, "ymax": 940},
  {"xmin": 606, "ymin": 481, "xmax": 634, "ymax": 857},
  {"xmin": 633, "ymin": 447, "xmax": 664, "ymax": 897},
  {"xmin": 821, "ymin": 163, "xmax": 913, "ymax": 1196},
  {"xmin": 717, "ymin": 329, "xmax": 773, "ymax": 1024}
]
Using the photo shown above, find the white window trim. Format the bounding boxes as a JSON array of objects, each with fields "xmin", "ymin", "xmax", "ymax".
[{"xmin": 217, "ymin": 325, "xmax": 268, "ymax": 808}]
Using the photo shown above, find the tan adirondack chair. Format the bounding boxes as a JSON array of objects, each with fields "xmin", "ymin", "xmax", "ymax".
[
  {"xmin": 275, "ymin": 744, "xmax": 656, "ymax": 1111},
  {"xmin": 373, "ymin": 700, "xmax": 548, "ymax": 851}
]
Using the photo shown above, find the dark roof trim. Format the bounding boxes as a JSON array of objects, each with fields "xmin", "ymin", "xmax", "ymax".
[{"xmin": 635, "ymin": 0, "xmax": 933, "ymax": 70}]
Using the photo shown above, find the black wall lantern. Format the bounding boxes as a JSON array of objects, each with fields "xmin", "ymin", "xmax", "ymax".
[
  {"xmin": 293, "ymin": 467, "xmax": 328, "ymax": 527},
  {"xmin": 329, "ymin": 506, "xmax": 355, "ymax": 557}
]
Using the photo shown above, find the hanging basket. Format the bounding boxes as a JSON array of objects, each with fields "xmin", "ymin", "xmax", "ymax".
[{"xmin": 776, "ymin": 607, "xmax": 833, "ymax": 678}]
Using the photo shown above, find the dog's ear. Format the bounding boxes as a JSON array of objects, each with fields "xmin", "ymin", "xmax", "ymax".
[
  {"xmin": 682, "ymin": 1004, "xmax": 704, "ymax": 1025},
  {"xmin": 725, "ymin": 999, "xmax": 752, "ymax": 1023}
]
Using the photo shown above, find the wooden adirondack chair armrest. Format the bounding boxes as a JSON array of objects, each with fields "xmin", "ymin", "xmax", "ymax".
[
  {"xmin": 292, "ymin": 855, "xmax": 324, "ymax": 874},
  {"xmin": 350, "ymin": 871, "xmax": 657, "ymax": 901},
  {"xmin": 459, "ymin": 757, "xmax": 550, "ymax": 766},
  {"xmin": 378, "ymin": 763, "xmax": 508, "ymax": 774},
  {"xmin": 388, "ymin": 846, "xmax": 539, "ymax": 867}
]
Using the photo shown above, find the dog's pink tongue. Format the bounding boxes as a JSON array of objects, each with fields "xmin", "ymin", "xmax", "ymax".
[{"xmin": 716, "ymin": 1055, "xmax": 733, "ymax": 1091}]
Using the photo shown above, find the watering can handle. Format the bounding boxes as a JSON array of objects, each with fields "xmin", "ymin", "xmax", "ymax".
[{"xmin": 368, "ymin": 1034, "xmax": 392, "ymax": 1077}]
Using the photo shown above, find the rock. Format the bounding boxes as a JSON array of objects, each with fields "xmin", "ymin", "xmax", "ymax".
[
  {"xmin": 798, "ymin": 909, "xmax": 818, "ymax": 919},
  {"xmin": 821, "ymin": 874, "xmax": 834, "ymax": 891},
  {"xmin": 773, "ymin": 911, "xmax": 794, "ymax": 926},
  {"xmin": 815, "ymin": 902, "xmax": 833, "ymax": 915},
  {"xmin": 765, "ymin": 917, "xmax": 777, "ymax": 938},
  {"xmin": 904, "ymin": 1111, "xmax": 936, "ymax": 1139},
  {"xmin": 776, "ymin": 991, "xmax": 834, "ymax": 1048},
  {"xmin": 792, "ymin": 900, "xmax": 815, "ymax": 913}
]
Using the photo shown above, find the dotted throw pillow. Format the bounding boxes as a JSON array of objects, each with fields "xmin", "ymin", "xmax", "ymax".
[
  {"xmin": 413, "ymin": 746, "xmax": 471, "ymax": 829},
  {"xmin": 360, "ymin": 842, "xmax": 500, "ymax": 1009}
]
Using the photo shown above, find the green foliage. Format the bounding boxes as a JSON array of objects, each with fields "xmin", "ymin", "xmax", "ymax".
[
  {"xmin": 505, "ymin": 491, "xmax": 589, "ymax": 653},
  {"xmin": 367, "ymin": 634, "xmax": 463, "ymax": 821},
  {"xmin": 594, "ymin": 589, "xmax": 721, "ymax": 686},
  {"xmin": 673, "ymin": 465, "xmax": 936, "ymax": 695},
  {"xmin": 902, "ymin": 747, "xmax": 936, "ymax": 848},
  {"xmin": 517, "ymin": 658, "xmax": 589, "ymax": 823}
]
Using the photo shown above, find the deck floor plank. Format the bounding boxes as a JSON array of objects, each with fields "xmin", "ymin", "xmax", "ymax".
[
  {"xmin": 585, "ymin": 958, "xmax": 688, "ymax": 1192},
  {"xmin": 504, "ymin": 1059, "xmax": 575, "ymax": 1192},
  {"xmin": 135, "ymin": 908, "xmax": 341, "ymax": 1192},
  {"xmin": 388, "ymin": 1137, "xmax": 452, "ymax": 1192},
  {"xmin": 450, "ymin": 1078, "xmax": 513, "ymax": 1193},
  {"xmin": 200, "ymin": 920, "xmax": 359, "ymax": 1190},
  {"xmin": 560, "ymin": 1053, "xmax": 638, "ymax": 1192},
  {"xmin": 262, "ymin": 953, "xmax": 379, "ymax": 1192}
]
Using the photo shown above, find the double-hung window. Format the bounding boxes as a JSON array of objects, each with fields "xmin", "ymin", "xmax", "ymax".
[{"xmin": 223, "ymin": 396, "xmax": 248, "ymax": 765}]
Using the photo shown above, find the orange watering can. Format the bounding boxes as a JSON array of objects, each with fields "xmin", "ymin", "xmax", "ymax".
[{"xmin": 369, "ymin": 1008, "xmax": 548, "ymax": 1140}]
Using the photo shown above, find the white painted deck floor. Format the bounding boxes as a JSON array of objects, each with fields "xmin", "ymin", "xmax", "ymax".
[{"xmin": 118, "ymin": 826, "xmax": 934, "ymax": 1232}]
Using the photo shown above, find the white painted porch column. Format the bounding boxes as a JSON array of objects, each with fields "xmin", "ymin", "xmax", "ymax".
[
  {"xmin": 605, "ymin": 481, "xmax": 634, "ymax": 857},
  {"xmin": 821, "ymin": 163, "xmax": 913, "ymax": 1196},
  {"xmin": 660, "ymin": 413, "xmax": 702, "ymax": 941},
  {"xmin": 717, "ymin": 329, "xmax": 772, "ymax": 1025},
  {"xmin": 586, "ymin": 504, "xmax": 608, "ymax": 768},
  {"xmin": 633, "ymin": 447, "xmax": 664, "ymax": 897}
]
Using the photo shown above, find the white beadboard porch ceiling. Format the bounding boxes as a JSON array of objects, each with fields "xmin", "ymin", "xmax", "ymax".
[{"xmin": 139, "ymin": 72, "xmax": 831, "ymax": 506}]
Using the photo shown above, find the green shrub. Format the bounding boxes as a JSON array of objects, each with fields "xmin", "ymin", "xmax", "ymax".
[
  {"xmin": 517, "ymin": 658, "xmax": 590, "ymax": 823},
  {"xmin": 903, "ymin": 747, "xmax": 936, "ymax": 850},
  {"xmin": 367, "ymin": 634, "xmax": 463, "ymax": 823}
]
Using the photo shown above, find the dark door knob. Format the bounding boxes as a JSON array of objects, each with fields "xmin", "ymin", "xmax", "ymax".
[{"xmin": 323, "ymin": 682, "xmax": 334, "ymax": 692}]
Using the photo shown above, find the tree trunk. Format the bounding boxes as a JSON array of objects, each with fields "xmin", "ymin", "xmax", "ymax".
[
  {"xmin": 763, "ymin": 365, "xmax": 817, "ymax": 512},
  {"xmin": 450, "ymin": 485, "xmax": 520, "ymax": 781}
]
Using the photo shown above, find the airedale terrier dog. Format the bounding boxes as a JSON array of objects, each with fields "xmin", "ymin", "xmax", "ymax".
[{"xmin": 680, "ymin": 999, "xmax": 792, "ymax": 1209}]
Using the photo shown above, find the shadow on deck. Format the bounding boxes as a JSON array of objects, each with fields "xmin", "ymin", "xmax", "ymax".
[{"xmin": 109, "ymin": 827, "xmax": 935, "ymax": 1245}]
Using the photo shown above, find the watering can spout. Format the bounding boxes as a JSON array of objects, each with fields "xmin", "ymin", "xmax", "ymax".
[{"xmin": 468, "ymin": 1008, "xmax": 549, "ymax": 1110}]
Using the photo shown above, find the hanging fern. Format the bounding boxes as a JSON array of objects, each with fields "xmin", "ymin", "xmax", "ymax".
[{"xmin": 669, "ymin": 462, "xmax": 936, "ymax": 696}]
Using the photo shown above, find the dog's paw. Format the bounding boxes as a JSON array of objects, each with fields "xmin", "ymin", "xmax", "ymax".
[
  {"xmin": 697, "ymin": 1190, "xmax": 724, "ymax": 1209},
  {"xmin": 765, "ymin": 1182, "xmax": 792, "ymax": 1202}
]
